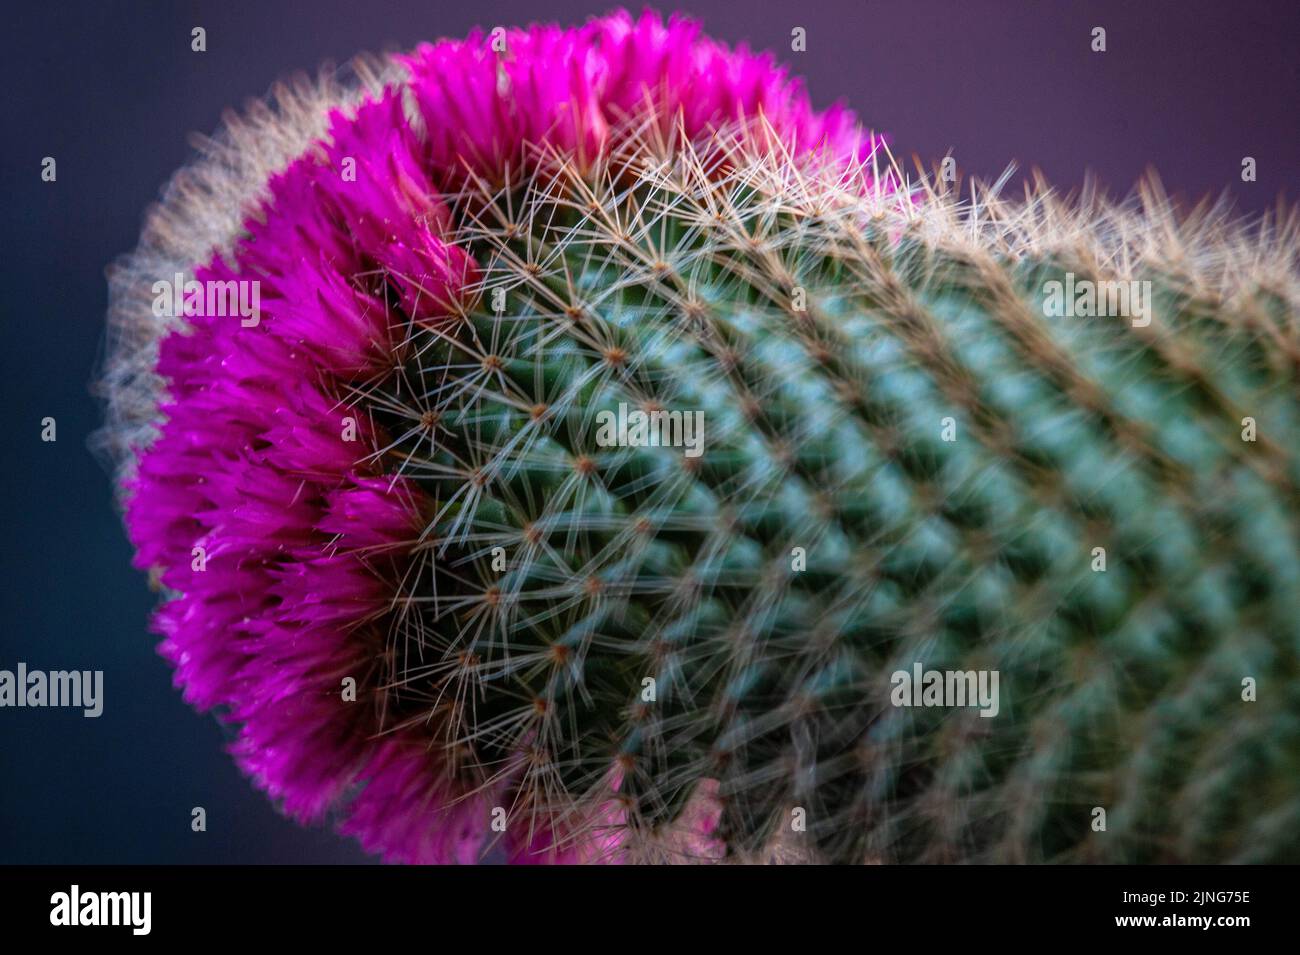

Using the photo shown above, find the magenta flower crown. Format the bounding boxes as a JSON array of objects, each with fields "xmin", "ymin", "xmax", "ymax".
[{"xmin": 109, "ymin": 9, "xmax": 877, "ymax": 863}]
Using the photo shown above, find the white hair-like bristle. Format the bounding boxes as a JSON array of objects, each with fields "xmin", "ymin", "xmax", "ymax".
[{"xmin": 96, "ymin": 54, "xmax": 405, "ymax": 491}]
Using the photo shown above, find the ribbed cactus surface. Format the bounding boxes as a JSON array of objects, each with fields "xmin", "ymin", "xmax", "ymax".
[
  {"xmin": 105, "ymin": 12, "xmax": 1300, "ymax": 864},
  {"xmin": 361, "ymin": 144, "xmax": 1300, "ymax": 863}
]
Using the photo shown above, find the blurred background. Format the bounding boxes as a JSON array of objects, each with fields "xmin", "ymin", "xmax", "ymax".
[{"xmin": 1, "ymin": 0, "xmax": 1296, "ymax": 863}]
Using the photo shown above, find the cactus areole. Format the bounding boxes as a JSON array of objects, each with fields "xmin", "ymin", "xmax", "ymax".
[{"xmin": 103, "ymin": 10, "xmax": 1300, "ymax": 864}]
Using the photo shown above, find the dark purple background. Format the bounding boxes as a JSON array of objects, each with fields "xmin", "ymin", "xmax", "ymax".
[{"xmin": 1, "ymin": 1, "xmax": 1296, "ymax": 863}]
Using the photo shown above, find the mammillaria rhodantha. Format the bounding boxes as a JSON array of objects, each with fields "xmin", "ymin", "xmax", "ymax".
[{"xmin": 102, "ymin": 9, "xmax": 1300, "ymax": 863}]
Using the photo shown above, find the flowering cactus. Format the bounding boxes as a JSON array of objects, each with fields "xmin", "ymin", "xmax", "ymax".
[{"xmin": 103, "ymin": 10, "xmax": 1300, "ymax": 863}]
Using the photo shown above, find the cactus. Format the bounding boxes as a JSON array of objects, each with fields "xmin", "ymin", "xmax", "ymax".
[{"xmin": 102, "ymin": 11, "xmax": 1300, "ymax": 864}]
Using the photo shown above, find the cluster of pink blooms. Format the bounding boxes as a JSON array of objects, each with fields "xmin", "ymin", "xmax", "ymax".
[{"xmin": 125, "ymin": 10, "xmax": 875, "ymax": 863}]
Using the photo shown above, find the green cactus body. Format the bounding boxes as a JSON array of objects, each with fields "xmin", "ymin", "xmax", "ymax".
[{"xmin": 357, "ymin": 140, "xmax": 1300, "ymax": 862}]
